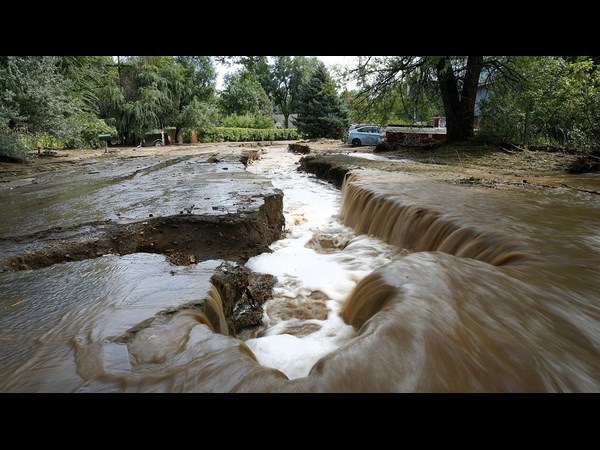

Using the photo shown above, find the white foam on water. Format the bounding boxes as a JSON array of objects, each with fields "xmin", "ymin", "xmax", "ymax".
[{"xmin": 244, "ymin": 147, "xmax": 400, "ymax": 379}]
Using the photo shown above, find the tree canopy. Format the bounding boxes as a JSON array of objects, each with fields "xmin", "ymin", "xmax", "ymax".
[
  {"xmin": 479, "ymin": 56, "xmax": 600, "ymax": 151},
  {"xmin": 3, "ymin": 56, "xmax": 600, "ymax": 169},
  {"xmin": 219, "ymin": 70, "xmax": 272, "ymax": 118},
  {"xmin": 251, "ymin": 56, "xmax": 320, "ymax": 128},
  {"xmin": 351, "ymin": 56, "xmax": 518, "ymax": 142},
  {"xmin": 1, "ymin": 56, "xmax": 75, "ymax": 135}
]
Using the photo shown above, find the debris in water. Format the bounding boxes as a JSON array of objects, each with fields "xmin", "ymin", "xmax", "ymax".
[{"xmin": 183, "ymin": 204, "xmax": 196, "ymax": 214}]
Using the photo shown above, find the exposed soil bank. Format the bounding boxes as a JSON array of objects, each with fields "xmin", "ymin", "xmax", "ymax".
[
  {"xmin": 0, "ymin": 147, "xmax": 284, "ymax": 271},
  {"xmin": 298, "ymin": 155, "xmax": 354, "ymax": 188},
  {"xmin": 0, "ymin": 145, "xmax": 288, "ymax": 361},
  {"xmin": 1, "ymin": 193, "xmax": 283, "ymax": 271},
  {"xmin": 299, "ymin": 141, "xmax": 600, "ymax": 194}
]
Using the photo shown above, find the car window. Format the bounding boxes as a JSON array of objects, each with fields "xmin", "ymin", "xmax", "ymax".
[{"xmin": 356, "ymin": 126, "xmax": 379, "ymax": 133}]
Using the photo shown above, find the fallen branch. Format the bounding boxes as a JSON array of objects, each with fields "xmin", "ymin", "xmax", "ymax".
[
  {"xmin": 560, "ymin": 183, "xmax": 600, "ymax": 195},
  {"xmin": 499, "ymin": 141, "xmax": 525, "ymax": 153}
]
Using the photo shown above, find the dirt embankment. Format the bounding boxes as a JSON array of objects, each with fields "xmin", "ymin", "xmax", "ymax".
[
  {"xmin": 2, "ymin": 194, "xmax": 284, "ymax": 271},
  {"xmin": 1, "ymin": 145, "xmax": 286, "ymax": 271},
  {"xmin": 298, "ymin": 140, "xmax": 600, "ymax": 194},
  {"xmin": 0, "ymin": 142, "xmax": 291, "ymax": 335},
  {"xmin": 4, "ymin": 139, "xmax": 584, "ymax": 189}
]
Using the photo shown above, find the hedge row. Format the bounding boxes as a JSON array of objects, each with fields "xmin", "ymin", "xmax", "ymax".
[{"xmin": 196, "ymin": 127, "xmax": 300, "ymax": 143}]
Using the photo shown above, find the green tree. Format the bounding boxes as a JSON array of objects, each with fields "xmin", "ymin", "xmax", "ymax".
[
  {"xmin": 344, "ymin": 80, "xmax": 436, "ymax": 126},
  {"xmin": 0, "ymin": 56, "xmax": 74, "ymax": 134},
  {"xmin": 96, "ymin": 56, "xmax": 172, "ymax": 144},
  {"xmin": 0, "ymin": 56, "xmax": 77, "ymax": 160},
  {"xmin": 250, "ymin": 56, "xmax": 276, "ymax": 101},
  {"xmin": 59, "ymin": 56, "xmax": 119, "ymax": 148},
  {"xmin": 273, "ymin": 56, "xmax": 318, "ymax": 128},
  {"xmin": 219, "ymin": 70, "xmax": 272, "ymax": 118},
  {"xmin": 96, "ymin": 56, "xmax": 218, "ymax": 145},
  {"xmin": 162, "ymin": 56, "xmax": 216, "ymax": 142},
  {"xmin": 352, "ymin": 56, "xmax": 517, "ymax": 143},
  {"xmin": 251, "ymin": 56, "xmax": 319, "ymax": 128},
  {"xmin": 60, "ymin": 56, "xmax": 115, "ymax": 114},
  {"xmin": 480, "ymin": 56, "xmax": 600, "ymax": 153},
  {"xmin": 294, "ymin": 62, "xmax": 349, "ymax": 139}
]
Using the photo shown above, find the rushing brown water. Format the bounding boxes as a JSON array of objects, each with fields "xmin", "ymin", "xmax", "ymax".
[{"xmin": 1, "ymin": 150, "xmax": 599, "ymax": 392}]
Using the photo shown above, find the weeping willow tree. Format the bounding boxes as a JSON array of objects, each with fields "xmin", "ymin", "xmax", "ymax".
[
  {"xmin": 60, "ymin": 56, "xmax": 113, "ymax": 115},
  {"xmin": 168, "ymin": 56, "xmax": 216, "ymax": 142},
  {"xmin": 95, "ymin": 57, "xmax": 169, "ymax": 144},
  {"xmin": 97, "ymin": 56, "xmax": 216, "ymax": 145}
]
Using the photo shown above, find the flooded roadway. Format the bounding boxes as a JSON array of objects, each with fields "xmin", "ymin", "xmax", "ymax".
[{"xmin": 0, "ymin": 145, "xmax": 599, "ymax": 392}]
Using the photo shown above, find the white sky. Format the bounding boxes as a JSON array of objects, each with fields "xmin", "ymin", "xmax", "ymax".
[{"xmin": 215, "ymin": 56, "xmax": 358, "ymax": 91}]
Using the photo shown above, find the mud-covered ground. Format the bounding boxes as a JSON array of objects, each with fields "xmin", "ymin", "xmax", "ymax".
[
  {"xmin": 0, "ymin": 142, "xmax": 287, "ymax": 272},
  {"xmin": 0, "ymin": 141, "xmax": 279, "ymax": 183},
  {"xmin": 1, "ymin": 139, "xmax": 590, "ymax": 184},
  {"xmin": 2, "ymin": 139, "xmax": 600, "ymax": 392},
  {"xmin": 2, "ymin": 139, "xmax": 598, "ymax": 213},
  {"xmin": 299, "ymin": 140, "xmax": 600, "ymax": 194}
]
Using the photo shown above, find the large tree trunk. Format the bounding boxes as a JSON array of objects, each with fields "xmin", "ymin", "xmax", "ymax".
[
  {"xmin": 175, "ymin": 126, "xmax": 183, "ymax": 144},
  {"xmin": 436, "ymin": 56, "xmax": 484, "ymax": 143},
  {"xmin": 284, "ymin": 113, "xmax": 289, "ymax": 128}
]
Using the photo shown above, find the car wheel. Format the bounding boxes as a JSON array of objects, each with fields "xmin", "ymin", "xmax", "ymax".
[
  {"xmin": 351, "ymin": 138, "xmax": 361, "ymax": 147},
  {"xmin": 153, "ymin": 139, "xmax": 163, "ymax": 147}
]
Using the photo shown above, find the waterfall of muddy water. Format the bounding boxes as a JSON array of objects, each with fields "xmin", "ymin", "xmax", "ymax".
[
  {"xmin": 0, "ymin": 255, "xmax": 228, "ymax": 392},
  {"xmin": 330, "ymin": 170, "xmax": 600, "ymax": 391},
  {"xmin": 243, "ymin": 152, "xmax": 597, "ymax": 391},
  {"xmin": 1, "ymin": 147, "xmax": 599, "ymax": 392},
  {"xmin": 241, "ymin": 149, "xmax": 402, "ymax": 379}
]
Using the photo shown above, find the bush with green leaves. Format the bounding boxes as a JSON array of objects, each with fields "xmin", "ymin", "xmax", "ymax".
[
  {"xmin": 197, "ymin": 127, "xmax": 300, "ymax": 143},
  {"xmin": 220, "ymin": 114, "xmax": 273, "ymax": 129},
  {"xmin": 20, "ymin": 133, "xmax": 65, "ymax": 150},
  {"xmin": 0, "ymin": 130, "xmax": 29, "ymax": 162},
  {"xmin": 64, "ymin": 114, "xmax": 118, "ymax": 149},
  {"xmin": 479, "ymin": 57, "xmax": 600, "ymax": 155}
]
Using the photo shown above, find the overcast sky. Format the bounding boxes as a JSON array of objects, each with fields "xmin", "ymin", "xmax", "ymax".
[{"xmin": 215, "ymin": 56, "xmax": 358, "ymax": 91}]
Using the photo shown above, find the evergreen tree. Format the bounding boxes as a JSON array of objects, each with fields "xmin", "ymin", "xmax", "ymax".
[{"xmin": 294, "ymin": 63, "xmax": 349, "ymax": 139}]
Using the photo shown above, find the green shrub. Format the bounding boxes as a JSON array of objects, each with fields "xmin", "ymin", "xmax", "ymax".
[
  {"xmin": 19, "ymin": 132, "xmax": 65, "ymax": 150},
  {"xmin": 15, "ymin": 114, "xmax": 117, "ymax": 150},
  {"xmin": 76, "ymin": 115, "xmax": 118, "ymax": 148},
  {"xmin": 62, "ymin": 114, "xmax": 117, "ymax": 149},
  {"xmin": 0, "ymin": 131, "xmax": 29, "ymax": 162},
  {"xmin": 182, "ymin": 128, "xmax": 192, "ymax": 144},
  {"xmin": 197, "ymin": 127, "xmax": 300, "ymax": 143},
  {"xmin": 220, "ymin": 114, "xmax": 274, "ymax": 129}
]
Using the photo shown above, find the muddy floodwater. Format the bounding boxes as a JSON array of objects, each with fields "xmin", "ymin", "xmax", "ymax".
[{"xmin": 0, "ymin": 145, "xmax": 599, "ymax": 392}]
